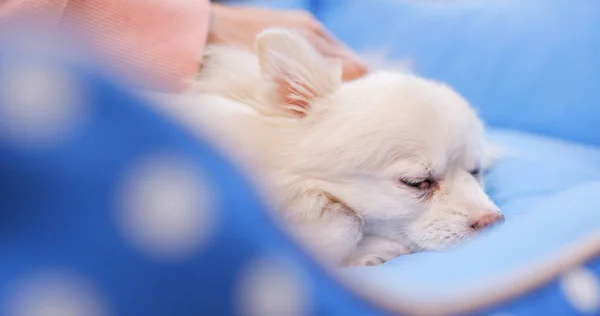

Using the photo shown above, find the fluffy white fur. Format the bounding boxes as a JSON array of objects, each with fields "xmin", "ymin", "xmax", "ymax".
[{"xmin": 149, "ymin": 28, "xmax": 504, "ymax": 266}]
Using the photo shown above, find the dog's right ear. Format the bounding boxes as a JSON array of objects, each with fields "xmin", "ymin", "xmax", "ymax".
[{"xmin": 256, "ymin": 28, "xmax": 342, "ymax": 117}]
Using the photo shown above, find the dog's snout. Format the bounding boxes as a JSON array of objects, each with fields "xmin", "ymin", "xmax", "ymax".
[{"xmin": 471, "ymin": 212, "xmax": 505, "ymax": 231}]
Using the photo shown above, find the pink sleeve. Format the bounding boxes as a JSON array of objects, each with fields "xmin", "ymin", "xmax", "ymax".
[
  {"xmin": 1, "ymin": 0, "xmax": 211, "ymax": 92},
  {"xmin": 0, "ymin": 0, "xmax": 67, "ymax": 22}
]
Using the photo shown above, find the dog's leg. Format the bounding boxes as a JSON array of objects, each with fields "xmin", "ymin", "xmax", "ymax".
[
  {"xmin": 342, "ymin": 235, "xmax": 411, "ymax": 266},
  {"xmin": 288, "ymin": 193, "xmax": 364, "ymax": 265}
]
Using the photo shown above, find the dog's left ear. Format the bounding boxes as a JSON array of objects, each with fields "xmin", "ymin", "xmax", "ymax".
[{"xmin": 256, "ymin": 28, "xmax": 342, "ymax": 117}]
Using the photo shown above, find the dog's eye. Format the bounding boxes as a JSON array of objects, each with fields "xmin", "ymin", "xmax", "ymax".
[
  {"xmin": 400, "ymin": 178, "xmax": 434, "ymax": 190},
  {"xmin": 469, "ymin": 168, "xmax": 481, "ymax": 177}
]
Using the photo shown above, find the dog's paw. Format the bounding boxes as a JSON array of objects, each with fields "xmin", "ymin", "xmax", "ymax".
[{"xmin": 343, "ymin": 254, "xmax": 387, "ymax": 267}]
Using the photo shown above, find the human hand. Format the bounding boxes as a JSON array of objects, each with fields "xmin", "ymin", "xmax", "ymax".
[{"xmin": 208, "ymin": 4, "xmax": 367, "ymax": 81}]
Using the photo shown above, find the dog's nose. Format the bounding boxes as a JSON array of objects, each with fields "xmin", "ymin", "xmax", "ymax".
[{"xmin": 471, "ymin": 212, "xmax": 505, "ymax": 231}]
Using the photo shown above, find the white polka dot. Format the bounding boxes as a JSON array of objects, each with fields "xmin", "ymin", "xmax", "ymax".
[
  {"xmin": 237, "ymin": 256, "xmax": 310, "ymax": 316},
  {"xmin": 560, "ymin": 267, "xmax": 600, "ymax": 313},
  {"xmin": 4, "ymin": 270, "xmax": 109, "ymax": 316},
  {"xmin": 118, "ymin": 154, "xmax": 218, "ymax": 260},
  {"xmin": 0, "ymin": 61, "xmax": 85, "ymax": 147}
]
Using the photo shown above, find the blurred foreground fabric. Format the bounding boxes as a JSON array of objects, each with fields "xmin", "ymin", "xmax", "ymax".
[{"xmin": 0, "ymin": 30, "xmax": 380, "ymax": 316}]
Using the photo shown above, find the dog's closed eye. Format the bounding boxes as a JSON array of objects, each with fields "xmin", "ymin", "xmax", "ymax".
[
  {"xmin": 469, "ymin": 168, "xmax": 481, "ymax": 178},
  {"xmin": 400, "ymin": 177, "xmax": 435, "ymax": 190}
]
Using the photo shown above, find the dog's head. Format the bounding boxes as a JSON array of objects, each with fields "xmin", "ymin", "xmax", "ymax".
[{"xmin": 255, "ymin": 29, "xmax": 503, "ymax": 252}]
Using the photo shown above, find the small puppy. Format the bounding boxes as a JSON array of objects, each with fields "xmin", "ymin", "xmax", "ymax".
[{"xmin": 153, "ymin": 28, "xmax": 504, "ymax": 266}]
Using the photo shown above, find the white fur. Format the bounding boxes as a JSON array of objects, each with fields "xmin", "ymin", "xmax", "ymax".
[{"xmin": 151, "ymin": 28, "xmax": 503, "ymax": 266}]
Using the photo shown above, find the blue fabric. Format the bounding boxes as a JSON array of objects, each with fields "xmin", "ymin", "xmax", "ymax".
[{"xmin": 0, "ymin": 33, "xmax": 381, "ymax": 316}]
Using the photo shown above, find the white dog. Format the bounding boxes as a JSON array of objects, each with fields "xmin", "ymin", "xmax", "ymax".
[{"xmin": 151, "ymin": 28, "xmax": 504, "ymax": 266}]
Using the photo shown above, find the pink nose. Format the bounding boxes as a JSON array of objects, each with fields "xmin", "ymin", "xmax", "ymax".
[{"xmin": 471, "ymin": 212, "xmax": 505, "ymax": 231}]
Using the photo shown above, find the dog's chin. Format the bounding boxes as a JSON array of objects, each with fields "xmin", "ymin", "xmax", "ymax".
[{"xmin": 404, "ymin": 228, "xmax": 476, "ymax": 253}]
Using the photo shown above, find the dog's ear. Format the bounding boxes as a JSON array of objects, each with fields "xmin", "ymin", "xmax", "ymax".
[{"xmin": 256, "ymin": 28, "xmax": 342, "ymax": 117}]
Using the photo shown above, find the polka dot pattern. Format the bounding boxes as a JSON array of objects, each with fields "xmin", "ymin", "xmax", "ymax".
[
  {"xmin": 0, "ymin": 60, "xmax": 86, "ymax": 147},
  {"xmin": 4, "ymin": 271, "xmax": 109, "ymax": 316},
  {"xmin": 117, "ymin": 154, "xmax": 218, "ymax": 260},
  {"xmin": 237, "ymin": 256, "xmax": 311, "ymax": 316},
  {"xmin": 560, "ymin": 267, "xmax": 600, "ymax": 314}
]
